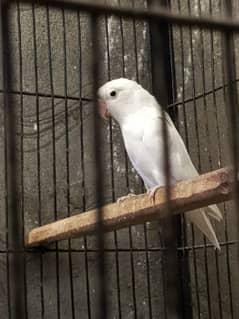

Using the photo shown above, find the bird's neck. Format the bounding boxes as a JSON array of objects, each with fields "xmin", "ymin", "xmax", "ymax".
[{"xmin": 120, "ymin": 106, "xmax": 160, "ymax": 129}]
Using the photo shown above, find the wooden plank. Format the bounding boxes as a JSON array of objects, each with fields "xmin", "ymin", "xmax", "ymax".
[{"xmin": 25, "ymin": 167, "xmax": 234, "ymax": 247}]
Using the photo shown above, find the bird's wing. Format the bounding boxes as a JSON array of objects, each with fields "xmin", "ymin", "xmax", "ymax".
[
  {"xmin": 142, "ymin": 112, "xmax": 199, "ymax": 182},
  {"xmin": 144, "ymin": 114, "xmax": 223, "ymax": 248},
  {"xmin": 122, "ymin": 110, "xmax": 197, "ymax": 188},
  {"xmin": 122, "ymin": 110, "xmax": 222, "ymax": 249},
  {"xmin": 122, "ymin": 116, "xmax": 166, "ymax": 189},
  {"xmin": 144, "ymin": 114, "xmax": 222, "ymax": 214}
]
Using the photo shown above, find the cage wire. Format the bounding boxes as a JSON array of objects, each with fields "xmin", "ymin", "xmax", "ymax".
[{"xmin": 0, "ymin": 0, "xmax": 239, "ymax": 318}]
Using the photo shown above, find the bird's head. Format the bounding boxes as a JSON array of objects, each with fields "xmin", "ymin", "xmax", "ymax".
[{"xmin": 97, "ymin": 78, "xmax": 153, "ymax": 124}]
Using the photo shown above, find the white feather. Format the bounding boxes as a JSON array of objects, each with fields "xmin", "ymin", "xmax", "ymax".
[{"xmin": 98, "ymin": 78, "xmax": 222, "ymax": 249}]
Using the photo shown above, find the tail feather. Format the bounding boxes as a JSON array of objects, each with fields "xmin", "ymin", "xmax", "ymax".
[
  {"xmin": 207, "ymin": 204, "xmax": 223, "ymax": 221},
  {"xmin": 185, "ymin": 208, "xmax": 221, "ymax": 250}
]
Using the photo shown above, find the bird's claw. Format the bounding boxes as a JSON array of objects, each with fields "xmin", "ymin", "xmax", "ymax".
[
  {"xmin": 117, "ymin": 193, "xmax": 136, "ymax": 203},
  {"xmin": 147, "ymin": 186, "xmax": 162, "ymax": 205}
]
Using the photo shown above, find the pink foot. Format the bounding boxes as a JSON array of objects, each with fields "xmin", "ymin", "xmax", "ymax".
[
  {"xmin": 147, "ymin": 186, "xmax": 163, "ymax": 205},
  {"xmin": 117, "ymin": 193, "xmax": 136, "ymax": 204}
]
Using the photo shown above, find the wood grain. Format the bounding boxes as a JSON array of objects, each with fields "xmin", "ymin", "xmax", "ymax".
[{"xmin": 25, "ymin": 167, "xmax": 234, "ymax": 247}]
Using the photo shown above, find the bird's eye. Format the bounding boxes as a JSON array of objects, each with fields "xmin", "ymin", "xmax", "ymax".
[{"xmin": 110, "ymin": 90, "xmax": 116, "ymax": 97}]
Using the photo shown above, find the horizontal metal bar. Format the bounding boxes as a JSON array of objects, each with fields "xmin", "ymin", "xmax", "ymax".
[
  {"xmin": 168, "ymin": 78, "xmax": 239, "ymax": 109},
  {"xmin": 25, "ymin": 167, "xmax": 233, "ymax": 247},
  {"xmin": 8, "ymin": 0, "xmax": 239, "ymax": 32},
  {"xmin": 1, "ymin": 74, "xmax": 238, "ymax": 114},
  {"xmin": 0, "ymin": 88, "xmax": 92, "ymax": 102},
  {"xmin": 0, "ymin": 238, "xmax": 239, "ymax": 254}
]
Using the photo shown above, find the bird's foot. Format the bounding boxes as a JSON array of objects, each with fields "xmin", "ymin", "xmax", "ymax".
[
  {"xmin": 147, "ymin": 185, "xmax": 163, "ymax": 205},
  {"xmin": 117, "ymin": 193, "xmax": 136, "ymax": 204}
]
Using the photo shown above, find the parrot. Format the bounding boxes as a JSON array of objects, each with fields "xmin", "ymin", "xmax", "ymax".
[{"xmin": 97, "ymin": 78, "xmax": 222, "ymax": 249}]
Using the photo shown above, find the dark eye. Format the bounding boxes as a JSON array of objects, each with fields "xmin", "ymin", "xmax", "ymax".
[{"xmin": 110, "ymin": 90, "xmax": 116, "ymax": 97}]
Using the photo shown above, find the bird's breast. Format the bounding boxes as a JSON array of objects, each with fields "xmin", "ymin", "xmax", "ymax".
[{"xmin": 121, "ymin": 112, "xmax": 148, "ymax": 140}]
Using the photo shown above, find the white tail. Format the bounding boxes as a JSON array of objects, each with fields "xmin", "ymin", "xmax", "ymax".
[{"xmin": 185, "ymin": 205, "xmax": 222, "ymax": 250}]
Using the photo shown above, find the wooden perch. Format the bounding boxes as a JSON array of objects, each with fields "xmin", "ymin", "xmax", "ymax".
[{"xmin": 25, "ymin": 167, "xmax": 234, "ymax": 247}]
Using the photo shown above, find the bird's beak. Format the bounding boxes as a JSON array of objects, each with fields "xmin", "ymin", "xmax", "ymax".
[{"xmin": 98, "ymin": 99, "xmax": 111, "ymax": 120}]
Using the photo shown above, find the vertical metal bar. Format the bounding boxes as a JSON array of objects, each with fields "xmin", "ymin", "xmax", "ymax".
[
  {"xmin": 77, "ymin": 10, "xmax": 92, "ymax": 319},
  {"xmin": 117, "ymin": 6, "xmax": 139, "ymax": 316},
  {"xmin": 0, "ymin": 1, "xmax": 25, "ymax": 318},
  {"xmin": 1, "ymin": 1, "xmax": 12, "ymax": 317},
  {"xmin": 148, "ymin": 1, "xmax": 167, "ymax": 318},
  {"xmin": 183, "ymin": 1, "xmax": 207, "ymax": 317},
  {"xmin": 61, "ymin": 8, "xmax": 75, "ymax": 319},
  {"xmin": 125, "ymin": 4, "xmax": 138, "ymax": 316},
  {"xmin": 77, "ymin": 11, "xmax": 92, "ymax": 319},
  {"xmin": 148, "ymin": 0, "xmax": 187, "ymax": 318},
  {"xmin": 171, "ymin": 2, "xmax": 193, "ymax": 317},
  {"xmin": 31, "ymin": 4, "xmax": 45, "ymax": 317},
  {"xmin": 223, "ymin": 0, "xmax": 239, "ymax": 261},
  {"xmin": 104, "ymin": 10, "xmax": 122, "ymax": 318},
  {"xmin": 197, "ymin": 3, "xmax": 223, "ymax": 318},
  {"xmin": 117, "ymin": 3, "xmax": 138, "ymax": 317},
  {"xmin": 217, "ymin": 0, "xmax": 234, "ymax": 317},
  {"xmin": 45, "ymin": 5, "xmax": 61, "ymax": 318},
  {"xmin": 194, "ymin": 1, "xmax": 215, "ymax": 317},
  {"xmin": 90, "ymin": 13, "xmax": 107, "ymax": 319},
  {"xmin": 131, "ymin": 2, "xmax": 153, "ymax": 317},
  {"xmin": 16, "ymin": 2, "xmax": 28, "ymax": 318}
]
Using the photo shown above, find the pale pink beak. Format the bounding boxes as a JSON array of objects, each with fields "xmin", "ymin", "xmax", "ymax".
[{"xmin": 98, "ymin": 99, "xmax": 111, "ymax": 120}]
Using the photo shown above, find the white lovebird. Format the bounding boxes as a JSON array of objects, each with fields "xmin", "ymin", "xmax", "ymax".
[{"xmin": 98, "ymin": 78, "xmax": 222, "ymax": 249}]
